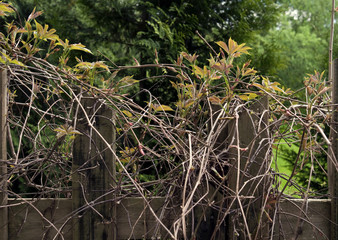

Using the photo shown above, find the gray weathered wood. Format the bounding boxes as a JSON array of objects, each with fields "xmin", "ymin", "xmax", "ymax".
[
  {"xmin": 72, "ymin": 97, "xmax": 115, "ymax": 240},
  {"xmin": 273, "ymin": 199, "xmax": 331, "ymax": 240},
  {"xmin": 8, "ymin": 199, "xmax": 72, "ymax": 240},
  {"xmin": 8, "ymin": 197, "xmax": 176, "ymax": 240},
  {"xmin": 328, "ymin": 58, "xmax": 338, "ymax": 239},
  {"xmin": 0, "ymin": 67, "xmax": 8, "ymax": 240},
  {"xmin": 114, "ymin": 197, "xmax": 177, "ymax": 239},
  {"xmin": 6, "ymin": 198, "xmax": 330, "ymax": 240},
  {"xmin": 228, "ymin": 97, "xmax": 270, "ymax": 239}
]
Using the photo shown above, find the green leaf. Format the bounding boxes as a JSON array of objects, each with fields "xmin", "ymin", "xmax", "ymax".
[
  {"xmin": 0, "ymin": 2, "xmax": 14, "ymax": 16},
  {"xmin": 217, "ymin": 38, "xmax": 251, "ymax": 57},
  {"xmin": 75, "ymin": 61, "xmax": 93, "ymax": 69},
  {"xmin": 216, "ymin": 41, "xmax": 229, "ymax": 54},
  {"xmin": 9, "ymin": 59, "xmax": 25, "ymax": 67},
  {"xmin": 69, "ymin": 43, "xmax": 92, "ymax": 54},
  {"xmin": 122, "ymin": 110, "xmax": 133, "ymax": 117},
  {"xmin": 119, "ymin": 76, "xmax": 138, "ymax": 84},
  {"xmin": 93, "ymin": 61, "xmax": 109, "ymax": 71},
  {"xmin": 238, "ymin": 93, "xmax": 258, "ymax": 101},
  {"xmin": 193, "ymin": 65, "xmax": 209, "ymax": 79},
  {"xmin": 153, "ymin": 104, "xmax": 174, "ymax": 112},
  {"xmin": 181, "ymin": 52, "xmax": 198, "ymax": 63},
  {"xmin": 34, "ymin": 20, "xmax": 43, "ymax": 35},
  {"xmin": 54, "ymin": 125, "xmax": 82, "ymax": 139},
  {"xmin": 193, "ymin": 65, "xmax": 204, "ymax": 78},
  {"xmin": 75, "ymin": 61, "xmax": 109, "ymax": 72},
  {"xmin": 242, "ymin": 67, "xmax": 257, "ymax": 76},
  {"xmin": 271, "ymin": 85, "xmax": 285, "ymax": 93},
  {"xmin": 150, "ymin": 103, "xmax": 174, "ymax": 112},
  {"xmin": 0, "ymin": 52, "xmax": 25, "ymax": 67}
]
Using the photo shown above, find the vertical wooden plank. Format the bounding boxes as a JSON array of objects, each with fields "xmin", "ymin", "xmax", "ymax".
[
  {"xmin": 111, "ymin": 104, "xmax": 117, "ymax": 240},
  {"xmin": 0, "ymin": 67, "xmax": 8, "ymax": 240},
  {"xmin": 228, "ymin": 97, "xmax": 270, "ymax": 240},
  {"xmin": 207, "ymin": 99, "xmax": 269, "ymax": 239},
  {"xmin": 72, "ymin": 97, "xmax": 115, "ymax": 240},
  {"xmin": 328, "ymin": 58, "xmax": 338, "ymax": 239},
  {"xmin": 188, "ymin": 105, "xmax": 227, "ymax": 240},
  {"xmin": 200, "ymin": 105, "xmax": 228, "ymax": 239}
]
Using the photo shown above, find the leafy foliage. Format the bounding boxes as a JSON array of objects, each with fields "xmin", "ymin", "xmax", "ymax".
[{"xmin": 11, "ymin": 0, "xmax": 281, "ymax": 106}]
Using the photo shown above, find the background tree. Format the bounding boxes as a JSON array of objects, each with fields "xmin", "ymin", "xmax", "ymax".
[
  {"xmin": 12, "ymin": 0, "xmax": 280, "ymax": 104},
  {"xmin": 13, "ymin": 0, "xmax": 279, "ymax": 60},
  {"xmin": 12, "ymin": 0, "xmax": 337, "ymax": 90},
  {"xmin": 252, "ymin": 0, "xmax": 338, "ymax": 90}
]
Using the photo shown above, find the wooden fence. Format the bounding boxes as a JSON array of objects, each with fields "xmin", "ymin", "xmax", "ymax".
[
  {"xmin": 4, "ymin": 198, "xmax": 332, "ymax": 240},
  {"xmin": 0, "ymin": 59, "xmax": 337, "ymax": 239}
]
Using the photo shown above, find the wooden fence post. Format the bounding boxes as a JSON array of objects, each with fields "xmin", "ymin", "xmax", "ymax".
[
  {"xmin": 207, "ymin": 98, "xmax": 269, "ymax": 239},
  {"xmin": 72, "ymin": 97, "xmax": 116, "ymax": 240},
  {"xmin": 0, "ymin": 67, "xmax": 8, "ymax": 240},
  {"xmin": 329, "ymin": 58, "xmax": 338, "ymax": 239},
  {"xmin": 228, "ymin": 97, "xmax": 270, "ymax": 240}
]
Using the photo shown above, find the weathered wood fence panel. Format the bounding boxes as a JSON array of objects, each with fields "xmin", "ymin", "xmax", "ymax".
[
  {"xmin": 8, "ymin": 199, "xmax": 73, "ymax": 240},
  {"xmin": 207, "ymin": 98, "xmax": 270, "ymax": 239},
  {"xmin": 114, "ymin": 197, "xmax": 177, "ymax": 239},
  {"xmin": 273, "ymin": 199, "xmax": 331, "ymax": 240},
  {"xmin": 72, "ymin": 97, "xmax": 115, "ymax": 240},
  {"xmin": 6, "ymin": 198, "xmax": 331, "ymax": 240},
  {"xmin": 227, "ymin": 97, "xmax": 270, "ymax": 240},
  {"xmin": 7, "ymin": 197, "xmax": 178, "ymax": 240}
]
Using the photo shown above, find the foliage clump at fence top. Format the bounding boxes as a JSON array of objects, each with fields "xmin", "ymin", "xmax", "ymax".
[{"xmin": 0, "ymin": 4, "xmax": 334, "ymax": 239}]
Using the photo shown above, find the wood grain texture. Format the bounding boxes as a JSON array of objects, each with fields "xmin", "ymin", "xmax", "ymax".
[
  {"xmin": 72, "ymin": 97, "xmax": 115, "ymax": 240},
  {"xmin": 273, "ymin": 199, "xmax": 331, "ymax": 240},
  {"xmin": 8, "ymin": 199, "xmax": 72, "ymax": 240},
  {"xmin": 227, "ymin": 97, "xmax": 270, "ymax": 240},
  {"xmin": 8, "ymin": 197, "xmax": 177, "ymax": 240}
]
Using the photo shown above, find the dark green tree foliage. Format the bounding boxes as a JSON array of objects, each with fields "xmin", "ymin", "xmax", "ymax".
[
  {"xmin": 13, "ymin": 0, "xmax": 280, "ymax": 63},
  {"xmin": 10, "ymin": 0, "xmax": 272, "ymax": 106},
  {"xmin": 12, "ymin": 0, "xmax": 280, "ymax": 104}
]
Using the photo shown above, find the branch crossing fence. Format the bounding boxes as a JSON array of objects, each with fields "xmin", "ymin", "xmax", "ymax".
[{"xmin": 0, "ymin": 58, "xmax": 337, "ymax": 240}]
